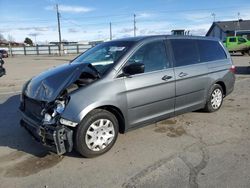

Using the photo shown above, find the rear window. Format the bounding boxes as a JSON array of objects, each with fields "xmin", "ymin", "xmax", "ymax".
[
  {"xmin": 170, "ymin": 39, "xmax": 199, "ymax": 67},
  {"xmin": 197, "ymin": 40, "xmax": 227, "ymax": 62}
]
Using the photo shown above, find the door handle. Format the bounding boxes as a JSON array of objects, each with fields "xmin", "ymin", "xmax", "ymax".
[
  {"xmin": 178, "ymin": 72, "xmax": 188, "ymax": 77},
  {"xmin": 162, "ymin": 75, "xmax": 172, "ymax": 81}
]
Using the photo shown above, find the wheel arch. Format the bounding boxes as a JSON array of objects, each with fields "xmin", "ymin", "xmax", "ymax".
[
  {"xmin": 215, "ymin": 81, "xmax": 226, "ymax": 96},
  {"xmin": 78, "ymin": 104, "xmax": 126, "ymax": 134},
  {"xmin": 97, "ymin": 105, "xmax": 126, "ymax": 134}
]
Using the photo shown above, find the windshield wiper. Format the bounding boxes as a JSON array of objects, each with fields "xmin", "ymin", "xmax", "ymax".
[{"xmin": 87, "ymin": 63, "xmax": 101, "ymax": 78}]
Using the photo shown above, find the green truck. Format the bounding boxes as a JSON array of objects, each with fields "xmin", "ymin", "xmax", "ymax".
[{"xmin": 223, "ymin": 36, "xmax": 250, "ymax": 55}]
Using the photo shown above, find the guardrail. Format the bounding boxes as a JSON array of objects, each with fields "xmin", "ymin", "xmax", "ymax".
[{"xmin": 1, "ymin": 44, "xmax": 92, "ymax": 56}]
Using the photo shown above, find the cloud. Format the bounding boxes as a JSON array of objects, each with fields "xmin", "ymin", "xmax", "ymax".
[
  {"xmin": 139, "ymin": 29, "xmax": 169, "ymax": 35},
  {"xmin": 137, "ymin": 13, "xmax": 154, "ymax": 18},
  {"xmin": 28, "ymin": 32, "xmax": 43, "ymax": 36},
  {"xmin": 183, "ymin": 12, "xmax": 211, "ymax": 21},
  {"xmin": 17, "ymin": 27, "xmax": 50, "ymax": 31},
  {"xmin": 0, "ymin": 28, "xmax": 9, "ymax": 33},
  {"xmin": 186, "ymin": 23, "xmax": 212, "ymax": 36},
  {"xmin": 45, "ymin": 5, "xmax": 93, "ymax": 13},
  {"xmin": 118, "ymin": 28, "xmax": 134, "ymax": 33},
  {"xmin": 68, "ymin": 28, "xmax": 79, "ymax": 33}
]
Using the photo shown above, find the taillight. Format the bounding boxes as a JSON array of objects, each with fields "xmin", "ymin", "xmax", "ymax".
[{"xmin": 230, "ymin": 65, "xmax": 236, "ymax": 73}]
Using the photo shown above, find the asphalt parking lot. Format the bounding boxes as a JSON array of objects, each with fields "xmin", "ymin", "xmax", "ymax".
[{"xmin": 0, "ymin": 55, "xmax": 250, "ymax": 188}]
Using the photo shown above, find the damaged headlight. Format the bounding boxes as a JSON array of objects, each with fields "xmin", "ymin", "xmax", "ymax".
[
  {"xmin": 55, "ymin": 100, "xmax": 65, "ymax": 114},
  {"xmin": 44, "ymin": 113, "xmax": 52, "ymax": 122},
  {"xmin": 43, "ymin": 100, "xmax": 66, "ymax": 124}
]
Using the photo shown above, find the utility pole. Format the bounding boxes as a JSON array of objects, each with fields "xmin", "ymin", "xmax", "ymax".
[
  {"xmin": 56, "ymin": 4, "xmax": 62, "ymax": 56},
  {"xmin": 211, "ymin": 13, "xmax": 216, "ymax": 22},
  {"xmin": 109, "ymin": 22, "xmax": 112, "ymax": 40},
  {"xmin": 133, "ymin": 14, "xmax": 136, "ymax": 37},
  {"xmin": 235, "ymin": 12, "xmax": 241, "ymax": 36}
]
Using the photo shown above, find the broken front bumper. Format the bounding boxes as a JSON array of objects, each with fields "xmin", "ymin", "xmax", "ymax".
[{"xmin": 20, "ymin": 111, "xmax": 73, "ymax": 155}]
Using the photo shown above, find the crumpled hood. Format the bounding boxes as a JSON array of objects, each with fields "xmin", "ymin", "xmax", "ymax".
[{"xmin": 24, "ymin": 63, "xmax": 88, "ymax": 102}]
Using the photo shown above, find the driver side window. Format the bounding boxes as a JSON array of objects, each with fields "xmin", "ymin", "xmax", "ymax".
[{"xmin": 126, "ymin": 40, "xmax": 169, "ymax": 74}]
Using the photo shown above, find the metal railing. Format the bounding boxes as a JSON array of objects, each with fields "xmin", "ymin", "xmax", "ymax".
[{"xmin": 1, "ymin": 44, "xmax": 92, "ymax": 56}]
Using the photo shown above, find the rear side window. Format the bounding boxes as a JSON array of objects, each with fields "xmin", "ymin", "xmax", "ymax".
[
  {"xmin": 229, "ymin": 38, "xmax": 236, "ymax": 42},
  {"xmin": 198, "ymin": 40, "xmax": 227, "ymax": 62},
  {"xmin": 170, "ymin": 39, "xmax": 199, "ymax": 67},
  {"xmin": 238, "ymin": 37, "xmax": 247, "ymax": 43}
]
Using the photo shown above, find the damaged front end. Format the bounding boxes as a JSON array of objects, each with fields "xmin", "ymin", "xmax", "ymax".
[
  {"xmin": 20, "ymin": 63, "xmax": 98, "ymax": 155},
  {"xmin": 20, "ymin": 92, "xmax": 74, "ymax": 155}
]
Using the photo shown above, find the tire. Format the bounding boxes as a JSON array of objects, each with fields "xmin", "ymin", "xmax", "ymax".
[
  {"xmin": 242, "ymin": 50, "xmax": 250, "ymax": 56},
  {"xmin": 203, "ymin": 84, "xmax": 224, "ymax": 112},
  {"xmin": 75, "ymin": 109, "xmax": 119, "ymax": 158}
]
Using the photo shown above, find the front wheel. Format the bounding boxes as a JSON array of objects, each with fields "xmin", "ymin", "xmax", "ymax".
[
  {"xmin": 203, "ymin": 84, "xmax": 224, "ymax": 112},
  {"xmin": 75, "ymin": 109, "xmax": 119, "ymax": 158}
]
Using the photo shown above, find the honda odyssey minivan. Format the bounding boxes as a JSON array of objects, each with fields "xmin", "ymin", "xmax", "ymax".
[{"xmin": 20, "ymin": 35, "xmax": 235, "ymax": 157}]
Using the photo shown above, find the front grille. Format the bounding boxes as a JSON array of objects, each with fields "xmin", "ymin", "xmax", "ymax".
[{"xmin": 23, "ymin": 96, "xmax": 45, "ymax": 122}]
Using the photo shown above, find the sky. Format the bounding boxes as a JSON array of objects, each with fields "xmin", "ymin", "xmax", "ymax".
[{"xmin": 0, "ymin": 0, "xmax": 250, "ymax": 43}]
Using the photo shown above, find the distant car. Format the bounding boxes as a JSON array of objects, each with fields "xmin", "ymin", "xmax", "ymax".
[
  {"xmin": 223, "ymin": 36, "xmax": 250, "ymax": 55},
  {"xmin": 0, "ymin": 49, "xmax": 8, "ymax": 58}
]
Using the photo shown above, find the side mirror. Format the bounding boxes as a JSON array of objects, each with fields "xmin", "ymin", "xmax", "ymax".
[{"xmin": 122, "ymin": 63, "xmax": 145, "ymax": 76}]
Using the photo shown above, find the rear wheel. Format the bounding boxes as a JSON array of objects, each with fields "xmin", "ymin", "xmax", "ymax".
[
  {"xmin": 75, "ymin": 109, "xmax": 119, "ymax": 158},
  {"xmin": 204, "ymin": 84, "xmax": 223, "ymax": 112},
  {"xmin": 242, "ymin": 50, "xmax": 250, "ymax": 56}
]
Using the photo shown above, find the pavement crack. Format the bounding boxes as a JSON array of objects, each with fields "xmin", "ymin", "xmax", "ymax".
[
  {"xmin": 180, "ymin": 144, "xmax": 209, "ymax": 188},
  {"xmin": 122, "ymin": 142, "xmax": 207, "ymax": 188},
  {"xmin": 122, "ymin": 153, "xmax": 178, "ymax": 188}
]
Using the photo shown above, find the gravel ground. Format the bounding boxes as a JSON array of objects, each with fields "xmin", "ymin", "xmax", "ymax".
[{"xmin": 0, "ymin": 55, "xmax": 249, "ymax": 188}]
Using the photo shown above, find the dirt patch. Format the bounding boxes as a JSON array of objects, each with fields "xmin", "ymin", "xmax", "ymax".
[
  {"xmin": 166, "ymin": 126, "xmax": 186, "ymax": 137},
  {"xmin": 0, "ymin": 167, "xmax": 4, "ymax": 174},
  {"xmin": 0, "ymin": 151, "xmax": 26, "ymax": 164},
  {"xmin": 154, "ymin": 126, "xmax": 168, "ymax": 133},
  {"xmin": 154, "ymin": 125, "xmax": 186, "ymax": 137},
  {"xmin": 157, "ymin": 119, "xmax": 177, "ymax": 125},
  {"xmin": 4, "ymin": 153, "xmax": 63, "ymax": 177}
]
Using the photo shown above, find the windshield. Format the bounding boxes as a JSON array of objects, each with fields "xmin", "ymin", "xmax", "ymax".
[{"xmin": 72, "ymin": 41, "xmax": 134, "ymax": 76}]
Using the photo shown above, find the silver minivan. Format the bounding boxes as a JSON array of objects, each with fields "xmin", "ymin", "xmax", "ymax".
[{"xmin": 20, "ymin": 35, "xmax": 235, "ymax": 157}]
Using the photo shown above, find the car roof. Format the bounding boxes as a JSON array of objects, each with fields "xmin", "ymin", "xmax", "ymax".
[{"xmin": 112, "ymin": 35, "xmax": 219, "ymax": 43}]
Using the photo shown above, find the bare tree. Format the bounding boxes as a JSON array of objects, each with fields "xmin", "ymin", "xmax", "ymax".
[
  {"xmin": 0, "ymin": 33, "xmax": 7, "ymax": 41},
  {"xmin": 8, "ymin": 34, "xmax": 15, "ymax": 42}
]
